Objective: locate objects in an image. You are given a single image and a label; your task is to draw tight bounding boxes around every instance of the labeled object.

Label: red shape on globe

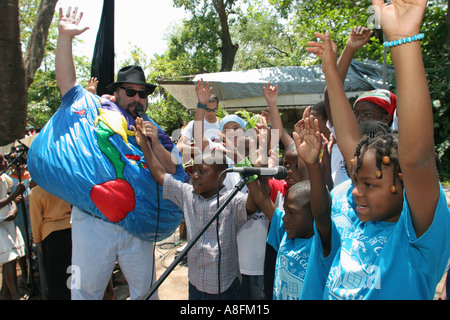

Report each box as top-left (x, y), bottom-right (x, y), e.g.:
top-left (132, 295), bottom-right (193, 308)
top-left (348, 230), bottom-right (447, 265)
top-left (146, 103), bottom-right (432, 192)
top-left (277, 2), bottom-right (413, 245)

top-left (90, 179), bottom-right (135, 222)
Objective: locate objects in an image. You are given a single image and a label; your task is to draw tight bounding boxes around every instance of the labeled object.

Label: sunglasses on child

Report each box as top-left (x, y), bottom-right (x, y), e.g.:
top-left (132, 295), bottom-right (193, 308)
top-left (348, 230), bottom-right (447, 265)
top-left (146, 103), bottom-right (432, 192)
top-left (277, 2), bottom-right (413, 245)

top-left (120, 87), bottom-right (150, 99)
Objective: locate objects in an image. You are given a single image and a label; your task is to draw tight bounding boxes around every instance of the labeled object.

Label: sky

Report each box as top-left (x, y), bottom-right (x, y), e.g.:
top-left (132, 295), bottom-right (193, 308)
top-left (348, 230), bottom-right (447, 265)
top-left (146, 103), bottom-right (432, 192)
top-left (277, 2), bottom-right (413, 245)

top-left (55, 0), bottom-right (188, 63)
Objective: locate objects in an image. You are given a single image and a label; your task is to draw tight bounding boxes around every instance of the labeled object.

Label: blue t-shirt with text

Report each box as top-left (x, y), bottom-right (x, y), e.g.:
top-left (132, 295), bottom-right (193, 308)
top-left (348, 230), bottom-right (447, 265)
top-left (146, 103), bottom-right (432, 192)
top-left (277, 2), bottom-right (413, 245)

top-left (267, 208), bottom-right (313, 300)
top-left (324, 184), bottom-right (450, 300)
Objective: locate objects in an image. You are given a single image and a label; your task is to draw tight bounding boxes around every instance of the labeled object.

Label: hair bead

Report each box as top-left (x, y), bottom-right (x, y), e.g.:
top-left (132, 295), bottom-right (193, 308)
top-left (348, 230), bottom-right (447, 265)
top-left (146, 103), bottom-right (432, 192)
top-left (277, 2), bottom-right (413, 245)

top-left (390, 185), bottom-right (397, 194)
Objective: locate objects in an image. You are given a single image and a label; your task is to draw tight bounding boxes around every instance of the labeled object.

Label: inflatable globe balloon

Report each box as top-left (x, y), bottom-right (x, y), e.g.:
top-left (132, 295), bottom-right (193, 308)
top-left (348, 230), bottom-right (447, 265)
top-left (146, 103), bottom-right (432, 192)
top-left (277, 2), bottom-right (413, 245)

top-left (28, 85), bottom-right (184, 241)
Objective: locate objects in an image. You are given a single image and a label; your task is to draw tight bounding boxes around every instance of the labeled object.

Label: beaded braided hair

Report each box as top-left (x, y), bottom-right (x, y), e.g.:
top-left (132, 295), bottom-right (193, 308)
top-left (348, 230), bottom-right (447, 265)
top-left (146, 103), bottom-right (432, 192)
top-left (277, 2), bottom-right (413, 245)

top-left (353, 132), bottom-right (402, 194)
top-left (343, 121), bottom-right (392, 177)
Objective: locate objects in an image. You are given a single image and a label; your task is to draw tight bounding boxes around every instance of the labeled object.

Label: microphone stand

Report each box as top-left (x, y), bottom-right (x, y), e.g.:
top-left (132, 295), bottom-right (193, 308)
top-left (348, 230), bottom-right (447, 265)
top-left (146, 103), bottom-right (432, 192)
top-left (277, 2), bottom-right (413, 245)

top-left (143, 175), bottom-right (249, 300)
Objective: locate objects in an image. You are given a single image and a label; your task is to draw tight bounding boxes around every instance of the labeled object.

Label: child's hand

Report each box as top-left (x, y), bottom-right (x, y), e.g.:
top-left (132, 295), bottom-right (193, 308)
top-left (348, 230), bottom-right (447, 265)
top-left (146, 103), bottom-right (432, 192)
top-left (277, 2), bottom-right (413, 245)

top-left (249, 130), bottom-right (268, 168)
top-left (195, 78), bottom-right (213, 105)
top-left (306, 32), bottom-right (338, 74)
top-left (292, 115), bottom-right (322, 166)
top-left (321, 132), bottom-right (335, 156)
top-left (141, 121), bottom-right (160, 145)
top-left (294, 106), bottom-right (311, 136)
top-left (372, 0), bottom-right (427, 40)
top-left (322, 32), bottom-right (339, 75)
top-left (87, 77), bottom-right (98, 94)
top-left (306, 32), bottom-right (338, 59)
top-left (263, 83), bottom-right (278, 107)
top-left (268, 149), bottom-right (278, 168)
top-left (261, 110), bottom-right (272, 125)
top-left (132, 117), bottom-right (149, 149)
top-left (252, 116), bottom-right (271, 167)
top-left (346, 26), bottom-right (373, 51)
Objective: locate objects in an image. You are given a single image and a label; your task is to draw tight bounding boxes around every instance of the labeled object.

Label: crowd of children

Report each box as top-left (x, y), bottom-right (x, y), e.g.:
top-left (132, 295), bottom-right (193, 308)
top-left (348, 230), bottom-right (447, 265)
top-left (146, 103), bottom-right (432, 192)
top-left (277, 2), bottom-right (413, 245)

top-left (145, 0), bottom-right (449, 300)
top-left (0, 0), bottom-right (448, 300)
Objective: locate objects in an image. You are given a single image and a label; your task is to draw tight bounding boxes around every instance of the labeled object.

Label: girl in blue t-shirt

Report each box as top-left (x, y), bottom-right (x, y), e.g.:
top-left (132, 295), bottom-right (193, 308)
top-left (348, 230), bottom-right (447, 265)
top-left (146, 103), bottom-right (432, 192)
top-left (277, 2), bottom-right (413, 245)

top-left (248, 114), bottom-right (340, 300)
top-left (306, 0), bottom-right (450, 299)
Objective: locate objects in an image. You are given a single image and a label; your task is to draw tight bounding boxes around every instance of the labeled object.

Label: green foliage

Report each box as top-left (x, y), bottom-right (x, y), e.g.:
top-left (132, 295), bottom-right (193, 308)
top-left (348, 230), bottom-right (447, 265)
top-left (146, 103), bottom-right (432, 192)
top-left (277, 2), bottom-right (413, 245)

top-left (235, 109), bottom-right (260, 130)
top-left (421, 2), bottom-right (450, 180)
top-left (27, 69), bottom-right (60, 128)
top-left (232, 0), bottom-right (297, 69)
top-left (216, 105), bottom-right (229, 119)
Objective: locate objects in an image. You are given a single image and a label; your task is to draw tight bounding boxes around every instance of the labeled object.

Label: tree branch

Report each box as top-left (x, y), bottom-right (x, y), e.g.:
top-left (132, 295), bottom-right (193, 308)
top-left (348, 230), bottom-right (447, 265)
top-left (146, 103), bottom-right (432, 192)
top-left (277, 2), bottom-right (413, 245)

top-left (24, 0), bottom-right (58, 88)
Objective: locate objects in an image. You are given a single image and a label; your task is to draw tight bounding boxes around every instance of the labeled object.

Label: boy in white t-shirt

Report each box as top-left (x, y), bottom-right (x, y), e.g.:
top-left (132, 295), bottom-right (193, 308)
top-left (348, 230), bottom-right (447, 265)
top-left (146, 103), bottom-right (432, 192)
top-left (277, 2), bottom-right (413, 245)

top-left (176, 94), bottom-right (220, 163)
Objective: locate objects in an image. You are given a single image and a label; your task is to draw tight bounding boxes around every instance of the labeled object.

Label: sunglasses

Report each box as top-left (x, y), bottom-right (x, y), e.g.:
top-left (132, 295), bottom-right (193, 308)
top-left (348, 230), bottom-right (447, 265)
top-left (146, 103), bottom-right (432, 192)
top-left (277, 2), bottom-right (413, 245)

top-left (206, 107), bottom-right (218, 112)
top-left (120, 87), bottom-right (149, 99)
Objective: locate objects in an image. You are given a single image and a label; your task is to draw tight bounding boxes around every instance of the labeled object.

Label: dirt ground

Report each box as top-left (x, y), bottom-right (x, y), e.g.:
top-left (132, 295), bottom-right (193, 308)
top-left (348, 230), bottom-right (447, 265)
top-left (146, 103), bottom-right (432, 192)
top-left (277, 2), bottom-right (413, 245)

top-left (0, 226), bottom-right (188, 300)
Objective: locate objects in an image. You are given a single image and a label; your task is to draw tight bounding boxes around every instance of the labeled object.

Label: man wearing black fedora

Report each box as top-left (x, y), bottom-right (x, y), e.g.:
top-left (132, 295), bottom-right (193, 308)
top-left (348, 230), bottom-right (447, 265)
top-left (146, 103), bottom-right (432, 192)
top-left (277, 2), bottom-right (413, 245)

top-left (105, 66), bottom-right (156, 119)
top-left (53, 7), bottom-right (180, 300)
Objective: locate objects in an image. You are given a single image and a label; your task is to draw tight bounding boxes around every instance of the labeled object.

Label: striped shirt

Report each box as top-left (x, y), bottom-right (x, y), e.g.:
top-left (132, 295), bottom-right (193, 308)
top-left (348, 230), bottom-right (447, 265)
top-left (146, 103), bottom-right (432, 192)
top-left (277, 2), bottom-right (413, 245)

top-left (163, 174), bottom-right (248, 294)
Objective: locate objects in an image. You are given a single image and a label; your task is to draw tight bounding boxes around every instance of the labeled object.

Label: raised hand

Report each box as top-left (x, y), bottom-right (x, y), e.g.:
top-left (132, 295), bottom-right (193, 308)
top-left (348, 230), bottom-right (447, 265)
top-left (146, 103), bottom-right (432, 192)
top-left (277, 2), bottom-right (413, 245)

top-left (371, 0), bottom-right (428, 40)
top-left (132, 117), bottom-right (149, 149)
top-left (87, 77), bottom-right (98, 95)
top-left (195, 78), bottom-right (213, 105)
top-left (142, 121), bottom-right (159, 145)
top-left (58, 7), bottom-right (89, 38)
top-left (252, 115), bottom-right (271, 167)
top-left (306, 32), bottom-right (338, 59)
top-left (292, 115), bottom-right (322, 166)
top-left (247, 117), bottom-right (269, 168)
top-left (263, 83), bottom-right (278, 107)
top-left (346, 26), bottom-right (373, 51)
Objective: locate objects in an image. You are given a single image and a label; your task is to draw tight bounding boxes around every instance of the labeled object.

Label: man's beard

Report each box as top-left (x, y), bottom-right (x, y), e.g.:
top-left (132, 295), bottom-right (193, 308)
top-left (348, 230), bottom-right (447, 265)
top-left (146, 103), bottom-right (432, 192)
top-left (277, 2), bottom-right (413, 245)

top-left (123, 100), bottom-right (146, 118)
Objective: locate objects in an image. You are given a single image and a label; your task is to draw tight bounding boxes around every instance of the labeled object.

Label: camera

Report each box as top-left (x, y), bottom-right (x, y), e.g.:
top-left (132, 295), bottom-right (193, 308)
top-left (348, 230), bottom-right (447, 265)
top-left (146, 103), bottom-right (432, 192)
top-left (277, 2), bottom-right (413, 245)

top-left (4, 143), bottom-right (28, 167)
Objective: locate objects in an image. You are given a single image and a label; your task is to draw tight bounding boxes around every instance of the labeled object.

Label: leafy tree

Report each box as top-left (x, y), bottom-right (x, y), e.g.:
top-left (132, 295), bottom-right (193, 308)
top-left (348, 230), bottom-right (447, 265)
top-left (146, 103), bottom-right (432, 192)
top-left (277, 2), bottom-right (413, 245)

top-left (0, 0), bottom-right (58, 145)
top-left (232, 0), bottom-right (297, 69)
top-left (173, 0), bottom-right (241, 71)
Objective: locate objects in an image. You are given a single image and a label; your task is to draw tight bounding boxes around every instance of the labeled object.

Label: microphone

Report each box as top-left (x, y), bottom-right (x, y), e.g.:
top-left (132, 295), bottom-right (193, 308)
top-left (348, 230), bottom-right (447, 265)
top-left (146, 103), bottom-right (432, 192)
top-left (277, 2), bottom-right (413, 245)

top-left (134, 105), bottom-right (152, 145)
top-left (134, 105), bottom-right (146, 119)
top-left (225, 166), bottom-right (287, 180)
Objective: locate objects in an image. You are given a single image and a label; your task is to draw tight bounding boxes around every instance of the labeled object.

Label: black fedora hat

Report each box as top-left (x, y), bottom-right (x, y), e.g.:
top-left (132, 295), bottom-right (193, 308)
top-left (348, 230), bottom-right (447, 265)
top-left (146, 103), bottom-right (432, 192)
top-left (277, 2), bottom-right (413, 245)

top-left (106, 65), bottom-right (157, 94)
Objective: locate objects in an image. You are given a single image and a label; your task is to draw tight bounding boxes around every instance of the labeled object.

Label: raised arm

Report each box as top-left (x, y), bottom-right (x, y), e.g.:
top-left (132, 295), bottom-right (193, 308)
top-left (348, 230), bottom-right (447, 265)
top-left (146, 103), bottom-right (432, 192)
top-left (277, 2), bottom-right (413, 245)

top-left (373, 0), bottom-right (438, 236)
top-left (308, 27), bottom-right (372, 126)
top-left (293, 116), bottom-right (332, 256)
top-left (55, 7), bottom-right (89, 96)
top-left (309, 32), bottom-right (362, 170)
top-left (328, 27), bottom-right (372, 125)
top-left (243, 117), bottom-right (276, 219)
top-left (140, 120), bottom-right (177, 174)
top-left (264, 83), bottom-right (293, 147)
top-left (193, 79), bottom-right (213, 153)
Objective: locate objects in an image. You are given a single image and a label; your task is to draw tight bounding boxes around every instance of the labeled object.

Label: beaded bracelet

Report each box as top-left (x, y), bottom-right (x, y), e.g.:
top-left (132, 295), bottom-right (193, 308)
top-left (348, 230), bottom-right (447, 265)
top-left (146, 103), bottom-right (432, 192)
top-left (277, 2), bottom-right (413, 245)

top-left (383, 33), bottom-right (424, 48)
top-left (197, 102), bottom-right (207, 109)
